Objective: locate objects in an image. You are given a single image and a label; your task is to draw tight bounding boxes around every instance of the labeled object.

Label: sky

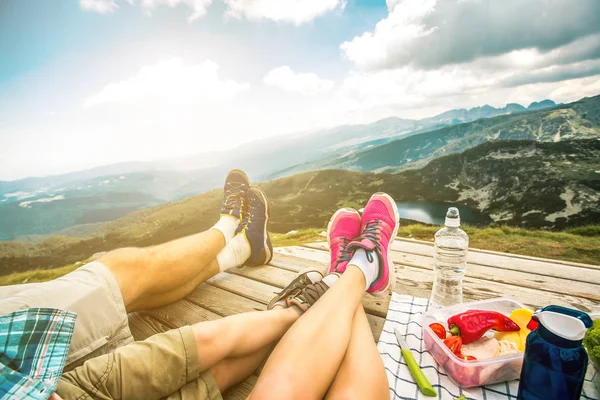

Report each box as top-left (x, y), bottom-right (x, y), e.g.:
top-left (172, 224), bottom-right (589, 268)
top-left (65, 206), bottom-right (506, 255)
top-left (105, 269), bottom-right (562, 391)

top-left (1, 0), bottom-right (600, 181)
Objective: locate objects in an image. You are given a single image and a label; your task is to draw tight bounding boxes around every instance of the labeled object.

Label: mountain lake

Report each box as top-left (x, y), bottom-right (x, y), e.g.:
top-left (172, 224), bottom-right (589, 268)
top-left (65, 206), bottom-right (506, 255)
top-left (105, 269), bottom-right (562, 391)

top-left (395, 201), bottom-right (492, 226)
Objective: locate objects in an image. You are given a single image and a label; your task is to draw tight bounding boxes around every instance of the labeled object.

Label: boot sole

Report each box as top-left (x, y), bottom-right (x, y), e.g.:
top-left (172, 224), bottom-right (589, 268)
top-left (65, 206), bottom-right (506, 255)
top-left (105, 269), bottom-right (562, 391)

top-left (246, 186), bottom-right (272, 266)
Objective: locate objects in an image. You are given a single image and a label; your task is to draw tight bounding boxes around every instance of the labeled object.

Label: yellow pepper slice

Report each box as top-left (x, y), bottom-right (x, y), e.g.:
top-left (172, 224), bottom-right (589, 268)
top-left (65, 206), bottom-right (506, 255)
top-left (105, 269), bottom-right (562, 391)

top-left (494, 308), bottom-right (534, 352)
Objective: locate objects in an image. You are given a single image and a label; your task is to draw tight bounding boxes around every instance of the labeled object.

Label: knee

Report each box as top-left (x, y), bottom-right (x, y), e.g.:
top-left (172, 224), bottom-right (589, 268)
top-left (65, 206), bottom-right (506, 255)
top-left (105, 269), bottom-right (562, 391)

top-left (192, 323), bottom-right (217, 344)
top-left (98, 247), bottom-right (147, 275)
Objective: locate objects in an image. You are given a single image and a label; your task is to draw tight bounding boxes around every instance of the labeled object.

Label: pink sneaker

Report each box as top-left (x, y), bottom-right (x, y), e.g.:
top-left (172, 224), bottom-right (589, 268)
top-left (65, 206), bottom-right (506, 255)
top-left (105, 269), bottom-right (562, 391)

top-left (346, 193), bottom-right (399, 296)
top-left (326, 208), bottom-right (361, 274)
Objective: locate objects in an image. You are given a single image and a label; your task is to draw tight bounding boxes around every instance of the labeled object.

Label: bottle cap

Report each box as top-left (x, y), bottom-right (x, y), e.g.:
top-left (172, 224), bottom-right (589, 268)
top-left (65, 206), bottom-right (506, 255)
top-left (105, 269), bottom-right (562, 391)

top-left (534, 306), bottom-right (592, 341)
top-left (445, 207), bottom-right (460, 227)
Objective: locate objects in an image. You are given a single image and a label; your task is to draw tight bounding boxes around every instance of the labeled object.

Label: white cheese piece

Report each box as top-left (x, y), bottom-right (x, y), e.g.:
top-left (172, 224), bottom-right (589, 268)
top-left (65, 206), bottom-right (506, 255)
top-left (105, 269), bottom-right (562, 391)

top-left (496, 340), bottom-right (520, 357)
top-left (461, 337), bottom-right (500, 360)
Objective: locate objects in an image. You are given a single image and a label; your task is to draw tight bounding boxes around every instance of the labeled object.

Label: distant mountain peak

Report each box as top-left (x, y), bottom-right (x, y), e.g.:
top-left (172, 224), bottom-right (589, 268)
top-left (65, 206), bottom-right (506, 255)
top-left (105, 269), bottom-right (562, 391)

top-left (527, 99), bottom-right (556, 110)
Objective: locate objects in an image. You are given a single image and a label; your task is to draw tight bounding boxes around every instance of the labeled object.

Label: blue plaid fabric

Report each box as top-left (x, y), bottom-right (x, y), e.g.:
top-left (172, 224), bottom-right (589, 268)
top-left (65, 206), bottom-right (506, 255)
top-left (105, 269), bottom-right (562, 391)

top-left (0, 308), bottom-right (76, 400)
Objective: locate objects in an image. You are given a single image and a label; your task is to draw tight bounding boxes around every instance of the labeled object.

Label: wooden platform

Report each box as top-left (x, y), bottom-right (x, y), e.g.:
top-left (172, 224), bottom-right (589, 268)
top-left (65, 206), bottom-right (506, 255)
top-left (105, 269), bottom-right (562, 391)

top-left (128, 238), bottom-right (600, 399)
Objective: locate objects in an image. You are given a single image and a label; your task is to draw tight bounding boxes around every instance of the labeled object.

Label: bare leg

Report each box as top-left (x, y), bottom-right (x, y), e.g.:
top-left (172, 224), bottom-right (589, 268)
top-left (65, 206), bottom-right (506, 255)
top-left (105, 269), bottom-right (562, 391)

top-left (326, 305), bottom-right (389, 400)
top-left (249, 266), bottom-right (367, 400)
top-left (192, 307), bottom-right (298, 372)
top-left (99, 228), bottom-right (225, 311)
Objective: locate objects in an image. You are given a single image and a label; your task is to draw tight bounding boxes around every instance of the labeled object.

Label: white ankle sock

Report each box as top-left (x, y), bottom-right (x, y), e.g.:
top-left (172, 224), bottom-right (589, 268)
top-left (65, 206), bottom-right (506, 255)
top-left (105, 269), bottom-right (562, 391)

top-left (212, 215), bottom-right (239, 244)
top-left (321, 273), bottom-right (339, 288)
top-left (348, 248), bottom-right (380, 290)
top-left (216, 233), bottom-right (250, 271)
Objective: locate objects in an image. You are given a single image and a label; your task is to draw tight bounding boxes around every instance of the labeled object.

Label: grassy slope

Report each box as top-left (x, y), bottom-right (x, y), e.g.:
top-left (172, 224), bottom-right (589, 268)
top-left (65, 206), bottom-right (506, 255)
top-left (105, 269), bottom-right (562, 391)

top-left (1, 224), bottom-right (598, 286)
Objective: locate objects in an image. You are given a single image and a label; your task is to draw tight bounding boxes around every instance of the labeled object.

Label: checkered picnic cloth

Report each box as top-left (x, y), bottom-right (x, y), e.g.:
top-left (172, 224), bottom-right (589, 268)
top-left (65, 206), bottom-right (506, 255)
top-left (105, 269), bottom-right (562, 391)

top-left (379, 293), bottom-right (600, 400)
top-left (0, 308), bottom-right (77, 400)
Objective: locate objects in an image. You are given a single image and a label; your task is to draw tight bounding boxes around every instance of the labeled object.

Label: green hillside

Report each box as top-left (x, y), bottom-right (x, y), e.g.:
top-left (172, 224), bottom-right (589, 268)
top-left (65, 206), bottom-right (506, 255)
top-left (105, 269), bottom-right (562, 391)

top-left (1, 138), bottom-right (598, 276)
top-left (283, 95), bottom-right (600, 175)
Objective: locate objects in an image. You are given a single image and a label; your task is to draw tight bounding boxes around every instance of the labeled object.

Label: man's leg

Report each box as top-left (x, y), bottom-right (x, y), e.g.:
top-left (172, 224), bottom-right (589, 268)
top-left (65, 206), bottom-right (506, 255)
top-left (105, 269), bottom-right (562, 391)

top-left (210, 345), bottom-right (272, 393)
top-left (249, 266), bottom-right (366, 400)
top-left (99, 170), bottom-right (254, 312)
top-left (325, 305), bottom-right (389, 400)
top-left (100, 229), bottom-right (227, 312)
top-left (191, 307), bottom-right (299, 372)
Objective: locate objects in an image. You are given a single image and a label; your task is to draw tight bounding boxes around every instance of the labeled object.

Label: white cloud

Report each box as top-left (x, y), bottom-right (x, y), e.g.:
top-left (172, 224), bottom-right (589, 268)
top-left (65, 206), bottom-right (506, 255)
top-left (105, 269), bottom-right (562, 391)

top-left (139, 0), bottom-right (213, 22)
top-left (80, 0), bottom-right (119, 13)
top-left (264, 66), bottom-right (334, 95)
top-left (333, 0), bottom-right (600, 123)
top-left (80, 0), bottom-right (212, 21)
top-left (341, 0), bottom-right (437, 70)
top-left (224, 0), bottom-right (346, 25)
top-left (80, 0), bottom-right (345, 23)
top-left (342, 0), bottom-right (600, 71)
top-left (84, 58), bottom-right (249, 107)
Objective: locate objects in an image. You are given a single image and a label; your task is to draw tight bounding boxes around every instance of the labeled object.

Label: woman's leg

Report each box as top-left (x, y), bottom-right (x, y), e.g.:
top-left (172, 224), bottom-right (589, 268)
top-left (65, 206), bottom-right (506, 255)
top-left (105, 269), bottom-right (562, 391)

top-left (249, 266), bottom-right (367, 400)
top-left (325, 305), bottom-right (389, 400)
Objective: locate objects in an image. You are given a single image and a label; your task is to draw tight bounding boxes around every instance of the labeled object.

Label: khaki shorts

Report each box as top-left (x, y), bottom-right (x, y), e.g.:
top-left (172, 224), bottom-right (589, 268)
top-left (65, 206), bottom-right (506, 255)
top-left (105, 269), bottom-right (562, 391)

top-left (0, 262), bottom-right (222, 400)
top-left (56, 326), bottom-right (222, 400)
top-left (0, 262), bottom-right (133, 369)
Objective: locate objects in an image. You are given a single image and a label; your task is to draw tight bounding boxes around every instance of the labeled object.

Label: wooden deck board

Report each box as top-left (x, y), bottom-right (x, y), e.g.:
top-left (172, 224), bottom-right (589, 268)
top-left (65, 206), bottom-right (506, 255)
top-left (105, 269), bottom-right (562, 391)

top-left (392, 238), bottom-right (600, 274)
top-left (294, 244), bottom-right (600, 311)
top-left (304, 242), bottom-right (600, 301)
top-left (125, 239), bottom-right (600, 399)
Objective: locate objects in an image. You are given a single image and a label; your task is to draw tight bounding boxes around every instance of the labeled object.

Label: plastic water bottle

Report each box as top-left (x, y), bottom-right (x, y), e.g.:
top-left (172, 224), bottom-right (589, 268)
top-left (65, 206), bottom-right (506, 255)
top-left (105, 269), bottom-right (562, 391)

top-left (430, 207), bottom-right (469, 307)
top-left (518, 306), bottom-right (593, 400)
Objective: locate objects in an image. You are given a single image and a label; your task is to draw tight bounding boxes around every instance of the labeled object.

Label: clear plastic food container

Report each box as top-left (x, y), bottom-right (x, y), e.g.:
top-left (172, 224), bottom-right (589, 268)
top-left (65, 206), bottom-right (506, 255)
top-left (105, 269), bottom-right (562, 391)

top-left (422, 298), bottom-right (526, 388)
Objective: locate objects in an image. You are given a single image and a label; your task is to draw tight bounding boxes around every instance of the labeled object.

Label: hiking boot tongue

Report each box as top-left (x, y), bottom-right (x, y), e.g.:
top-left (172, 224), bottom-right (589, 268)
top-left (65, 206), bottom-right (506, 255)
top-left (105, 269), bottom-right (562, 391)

top-left (347, 238), bottom-right (376, 251)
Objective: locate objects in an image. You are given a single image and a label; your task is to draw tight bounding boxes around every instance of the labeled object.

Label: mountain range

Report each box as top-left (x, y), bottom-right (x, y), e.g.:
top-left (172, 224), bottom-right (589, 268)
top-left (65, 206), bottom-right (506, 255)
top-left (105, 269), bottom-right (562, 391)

top-left (1, 136), bottom-right (598, 276)
top-left (0, 95), bottom-right (595, 241)
top-left (275, 97), bottom-right (598, 176)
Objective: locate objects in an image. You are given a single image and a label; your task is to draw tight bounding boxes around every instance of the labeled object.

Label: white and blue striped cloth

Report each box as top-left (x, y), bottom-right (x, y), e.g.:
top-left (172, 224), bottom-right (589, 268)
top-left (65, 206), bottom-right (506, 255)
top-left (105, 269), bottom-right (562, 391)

top-left (378, 293), bottom-right (599, 400)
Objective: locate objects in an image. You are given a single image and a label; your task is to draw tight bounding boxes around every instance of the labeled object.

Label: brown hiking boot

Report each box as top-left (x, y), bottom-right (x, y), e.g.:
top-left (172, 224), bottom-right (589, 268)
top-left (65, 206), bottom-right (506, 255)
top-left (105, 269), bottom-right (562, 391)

top-left (287, 273), bottom-right (339, 313)
top-left (267, 270), bottom-right (323, 310)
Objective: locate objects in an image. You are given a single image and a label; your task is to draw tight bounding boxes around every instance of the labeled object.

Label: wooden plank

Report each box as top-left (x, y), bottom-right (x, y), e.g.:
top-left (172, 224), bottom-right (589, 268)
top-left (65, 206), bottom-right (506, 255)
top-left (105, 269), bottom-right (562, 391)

top-left (307, 238), bottom-right (600, 280)
top-left (391, 238), bottom-right (600, 274)
top-left (226, 263), bottom-right (390, 318)
top-left (278, 246), bottom-right (600, 313)
top-left (186, 282), bottom-right (266, 316)
top-left (309, 240), bottom-right (600, 283)
top-left (394, 237), bottom-right (600, 270)
top-left (304, 242), bottom-right (600, 301)
top-left (396, 263), bottom-right (600, 313)
top-left (147, 299), bottom-right (222, 328)
top-left (208, 272), bottom-right (280, 305)
top-left (128, 312), bottom-right (171, 341)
